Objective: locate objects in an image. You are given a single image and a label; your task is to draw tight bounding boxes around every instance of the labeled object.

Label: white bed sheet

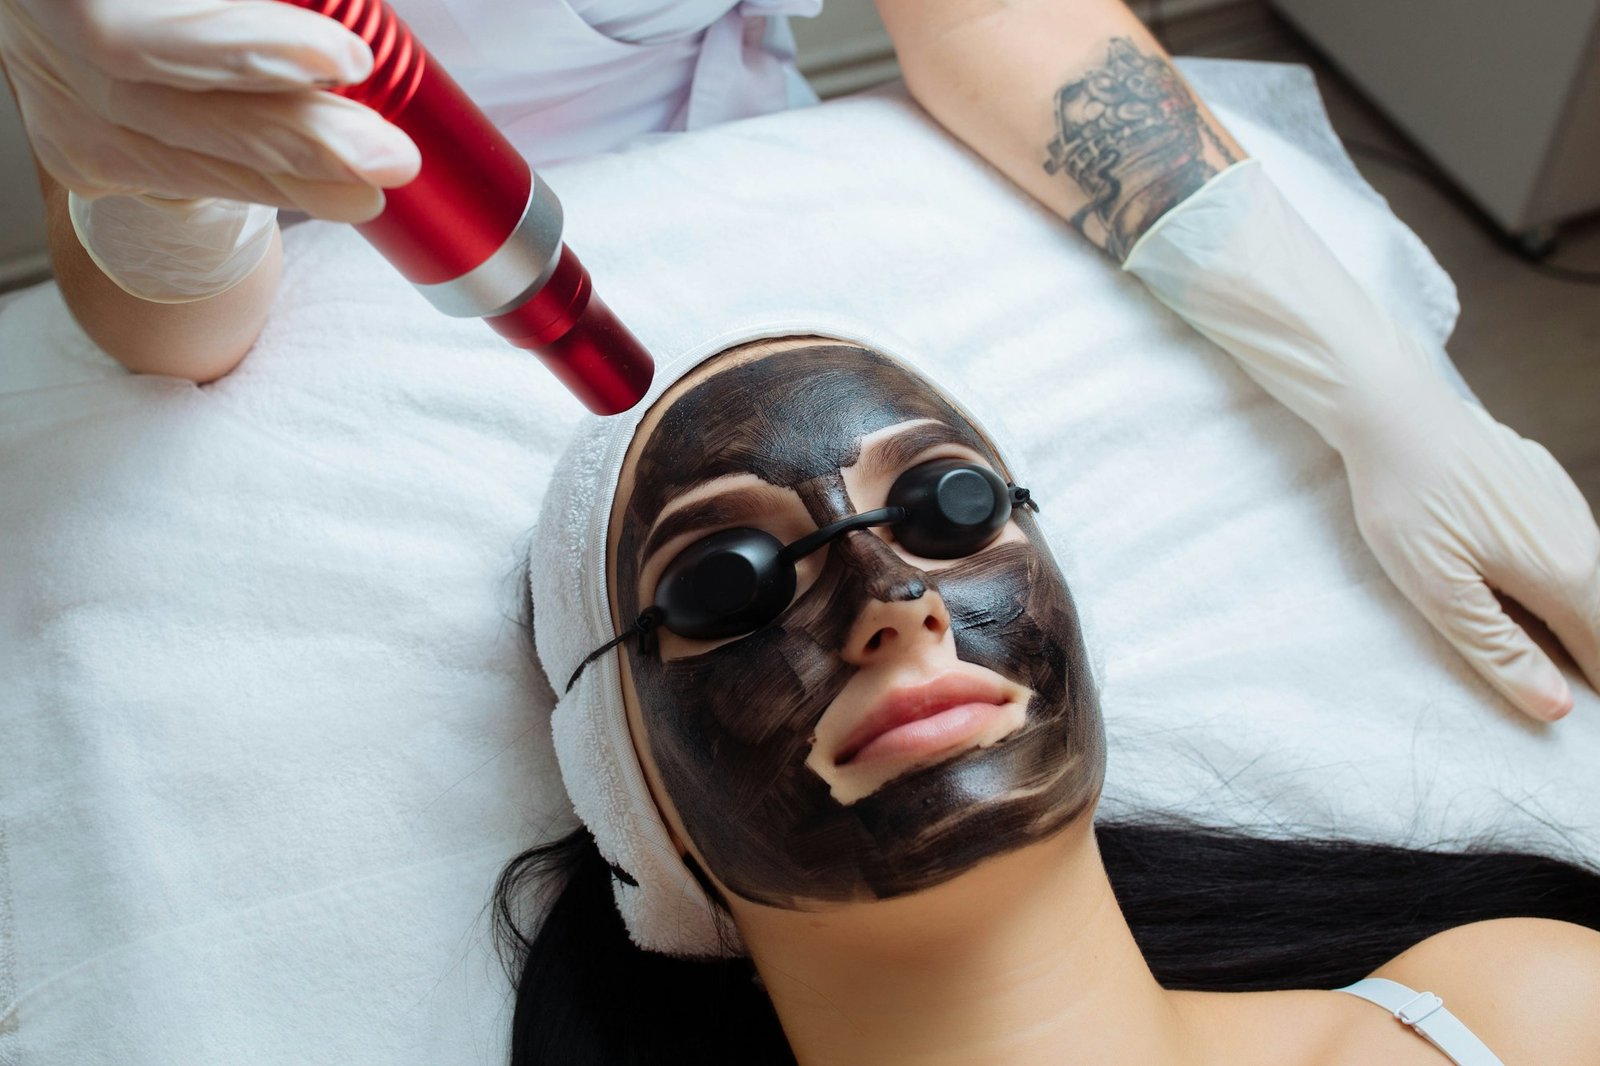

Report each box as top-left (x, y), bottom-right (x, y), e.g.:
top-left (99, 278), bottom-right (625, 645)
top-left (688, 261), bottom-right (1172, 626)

top-left (2, 61), bottom-right (1596, 1065)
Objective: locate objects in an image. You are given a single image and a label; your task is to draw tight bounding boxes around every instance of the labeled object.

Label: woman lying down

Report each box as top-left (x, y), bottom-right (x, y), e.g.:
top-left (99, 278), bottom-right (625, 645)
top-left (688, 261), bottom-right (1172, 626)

top-left (505, 335), bottom-right (1600, 1066)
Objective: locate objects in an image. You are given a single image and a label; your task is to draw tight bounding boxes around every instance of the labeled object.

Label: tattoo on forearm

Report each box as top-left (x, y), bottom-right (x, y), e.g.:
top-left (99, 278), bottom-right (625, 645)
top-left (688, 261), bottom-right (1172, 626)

top-left (1043, 38), bottom-right (1238, 260)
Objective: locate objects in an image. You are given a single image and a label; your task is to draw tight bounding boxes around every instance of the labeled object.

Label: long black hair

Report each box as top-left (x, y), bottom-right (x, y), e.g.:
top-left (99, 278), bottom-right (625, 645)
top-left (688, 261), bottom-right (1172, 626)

top-left (494, 819), bottom-right (1600, 1065)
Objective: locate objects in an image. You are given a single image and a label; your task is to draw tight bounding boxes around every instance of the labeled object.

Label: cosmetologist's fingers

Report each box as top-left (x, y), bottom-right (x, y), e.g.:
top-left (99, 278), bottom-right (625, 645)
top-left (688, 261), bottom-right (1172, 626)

top-left (102, 1), bottom-right (375, 91)
top-left (105, 82), bottom-right (420, 187)
top-left (1500, 549), bottom-right (1600, 705)
top-left (53, 111), bottom-right (388, 220)
top-left (1424, 574), bottom-right (1573, 722)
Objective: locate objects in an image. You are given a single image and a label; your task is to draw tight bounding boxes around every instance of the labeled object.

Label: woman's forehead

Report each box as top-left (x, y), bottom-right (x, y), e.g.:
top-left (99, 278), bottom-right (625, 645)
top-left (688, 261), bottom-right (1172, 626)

top-left (623, 344), bottom-right (990, 528)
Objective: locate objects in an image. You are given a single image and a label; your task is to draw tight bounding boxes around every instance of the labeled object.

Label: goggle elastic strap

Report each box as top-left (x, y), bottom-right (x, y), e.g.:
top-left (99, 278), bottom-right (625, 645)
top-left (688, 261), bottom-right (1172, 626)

top-left (566, 508), bottom-right (908, 692)
top-left (566, 605), bottom-right (665, 693)
top-left (775, 506), bottom-right (906, 565)
top-left (564, 479), bottom-right (1037, 692)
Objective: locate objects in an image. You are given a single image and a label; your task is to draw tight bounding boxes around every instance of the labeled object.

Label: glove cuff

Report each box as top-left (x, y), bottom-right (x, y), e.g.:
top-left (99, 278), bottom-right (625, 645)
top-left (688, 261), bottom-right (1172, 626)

top-left (67, 192), bottom-right (278, 304)
top-left (1122, 159), bottom-right (1453, 454)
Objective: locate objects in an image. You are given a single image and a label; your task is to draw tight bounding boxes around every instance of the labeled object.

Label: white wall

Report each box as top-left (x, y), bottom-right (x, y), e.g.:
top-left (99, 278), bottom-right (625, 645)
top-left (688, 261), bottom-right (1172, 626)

top-left (0, 79), bottom-right (49, 292)
top-left (1272, 0), bottom-right (1600, 231)
top-left (791, 3), bottom-right (898, 98)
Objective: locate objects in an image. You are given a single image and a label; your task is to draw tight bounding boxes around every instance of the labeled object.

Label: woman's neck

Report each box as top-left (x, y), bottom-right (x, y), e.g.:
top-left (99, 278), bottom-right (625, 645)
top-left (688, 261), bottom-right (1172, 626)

top-left (731, 822), bottom-right (1207, 1066)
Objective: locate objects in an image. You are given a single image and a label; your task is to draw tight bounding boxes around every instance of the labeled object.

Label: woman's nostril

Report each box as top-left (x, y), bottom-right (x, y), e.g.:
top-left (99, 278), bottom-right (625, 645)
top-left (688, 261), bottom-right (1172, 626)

top-left (866, 628), bottom-right (893, 652)
top-left (924, 616), bottom-right (940, 632)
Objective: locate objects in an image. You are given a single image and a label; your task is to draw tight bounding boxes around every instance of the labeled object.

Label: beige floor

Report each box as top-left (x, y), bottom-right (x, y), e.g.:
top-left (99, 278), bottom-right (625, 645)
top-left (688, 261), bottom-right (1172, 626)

top-left (1166, 2), bottom-right (1600, 514)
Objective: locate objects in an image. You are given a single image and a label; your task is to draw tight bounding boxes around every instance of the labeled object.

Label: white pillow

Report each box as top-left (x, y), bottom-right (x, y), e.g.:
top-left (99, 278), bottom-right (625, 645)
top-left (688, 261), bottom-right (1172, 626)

top-left (2, 63), bottom-right (1593, 1065)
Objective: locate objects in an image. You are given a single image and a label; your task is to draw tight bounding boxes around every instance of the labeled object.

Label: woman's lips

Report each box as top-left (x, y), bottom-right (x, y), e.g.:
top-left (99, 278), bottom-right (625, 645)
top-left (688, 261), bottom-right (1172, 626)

top-left (843, 701), bottom-right (1013, 766)
top-left (834, 675), bottom-right (1009, 766)
top-left (806, 667), bottom-right (1031, 805)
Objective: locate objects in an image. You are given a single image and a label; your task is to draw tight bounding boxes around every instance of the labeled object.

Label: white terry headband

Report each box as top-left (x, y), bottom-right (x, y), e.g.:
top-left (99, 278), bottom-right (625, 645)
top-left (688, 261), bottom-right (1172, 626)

top-left (529, 320), bottom-right (1045, 958)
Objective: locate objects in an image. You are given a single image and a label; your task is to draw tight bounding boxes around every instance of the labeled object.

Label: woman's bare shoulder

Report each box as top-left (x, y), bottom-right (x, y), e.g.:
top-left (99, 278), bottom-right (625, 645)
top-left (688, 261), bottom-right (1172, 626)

top-left (1369, 917), bottom-right (1600, 1064)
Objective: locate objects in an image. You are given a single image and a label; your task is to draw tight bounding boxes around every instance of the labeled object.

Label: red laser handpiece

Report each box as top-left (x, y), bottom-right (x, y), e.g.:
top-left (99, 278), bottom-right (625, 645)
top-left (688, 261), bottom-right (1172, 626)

top-left (276, 0), bottom-right (654, 414)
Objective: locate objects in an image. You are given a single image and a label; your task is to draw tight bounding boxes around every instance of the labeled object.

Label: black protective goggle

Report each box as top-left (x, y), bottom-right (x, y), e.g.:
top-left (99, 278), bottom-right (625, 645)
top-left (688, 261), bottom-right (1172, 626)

top-left (566, 459), bottom-right (1037, 692)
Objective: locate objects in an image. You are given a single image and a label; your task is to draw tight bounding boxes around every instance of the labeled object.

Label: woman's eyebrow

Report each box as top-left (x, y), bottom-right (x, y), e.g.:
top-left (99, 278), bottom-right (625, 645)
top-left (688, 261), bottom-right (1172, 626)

top-left (860, 421), bottom-right (985, 483)
top-left (641, 486), bottom-right (778, 565)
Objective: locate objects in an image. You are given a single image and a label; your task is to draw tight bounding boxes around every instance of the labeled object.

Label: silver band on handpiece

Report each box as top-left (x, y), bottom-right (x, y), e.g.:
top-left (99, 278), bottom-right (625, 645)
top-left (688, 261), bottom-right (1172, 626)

top-left (412, 173), bottom-right (565, 319)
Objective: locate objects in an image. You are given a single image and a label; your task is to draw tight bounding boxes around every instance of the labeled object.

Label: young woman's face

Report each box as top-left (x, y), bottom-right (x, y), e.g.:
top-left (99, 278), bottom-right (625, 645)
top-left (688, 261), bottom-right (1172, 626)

top-left (610, 341), bottom-right (1104, 909)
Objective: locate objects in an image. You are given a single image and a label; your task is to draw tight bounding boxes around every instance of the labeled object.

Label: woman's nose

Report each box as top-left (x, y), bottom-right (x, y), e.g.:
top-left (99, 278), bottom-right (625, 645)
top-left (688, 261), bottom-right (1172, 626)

top-left (835, 532), bottom-right (952, 665)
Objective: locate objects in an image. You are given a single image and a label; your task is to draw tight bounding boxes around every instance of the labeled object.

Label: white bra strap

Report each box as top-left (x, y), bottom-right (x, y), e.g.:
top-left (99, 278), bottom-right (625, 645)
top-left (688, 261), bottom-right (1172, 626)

top-left (1336, 977), bottom-right (1505, 1066)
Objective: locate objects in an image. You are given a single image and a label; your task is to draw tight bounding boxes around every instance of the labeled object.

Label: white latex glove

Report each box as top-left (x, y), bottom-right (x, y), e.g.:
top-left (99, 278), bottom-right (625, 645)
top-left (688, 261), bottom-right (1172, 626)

top-left (0, 0), bottom-right (419, 221)
top-left (1125, 159), bottom-right (1600, 722)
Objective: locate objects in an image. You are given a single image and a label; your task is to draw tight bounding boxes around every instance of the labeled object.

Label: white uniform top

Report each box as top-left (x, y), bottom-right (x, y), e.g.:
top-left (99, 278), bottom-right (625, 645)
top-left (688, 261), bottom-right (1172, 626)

top-left (390, 0), bottom-right (823, 165)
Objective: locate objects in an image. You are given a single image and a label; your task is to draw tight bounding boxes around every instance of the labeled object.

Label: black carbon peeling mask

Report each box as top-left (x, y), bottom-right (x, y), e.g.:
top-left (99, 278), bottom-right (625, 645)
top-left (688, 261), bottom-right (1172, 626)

top-left (615, 345), bottom-right (1104, 908)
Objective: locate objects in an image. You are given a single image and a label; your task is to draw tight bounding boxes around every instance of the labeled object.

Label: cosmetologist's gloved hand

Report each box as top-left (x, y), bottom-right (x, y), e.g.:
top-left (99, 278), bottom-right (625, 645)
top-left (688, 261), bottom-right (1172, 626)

top-left (0, 0), bottom-right (420, 299)
top-left (1125, 158), bottom-right (1600, 722)
top-left (0, 0), bottom-right (419, 217)
top-left (1340, 386), bottom-right (1600, 720)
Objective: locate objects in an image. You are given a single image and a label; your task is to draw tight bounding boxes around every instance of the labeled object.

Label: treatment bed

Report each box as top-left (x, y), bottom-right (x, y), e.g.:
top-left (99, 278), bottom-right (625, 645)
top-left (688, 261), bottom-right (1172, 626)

top-left (1, 59), bottom-right (1596, 1064)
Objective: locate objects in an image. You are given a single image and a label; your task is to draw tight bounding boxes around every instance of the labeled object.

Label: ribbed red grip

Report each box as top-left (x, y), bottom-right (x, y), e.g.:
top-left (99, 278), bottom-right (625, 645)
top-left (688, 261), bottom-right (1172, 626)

top-left (274, 0), bottom-right (655, 413)
top-left (287, 0), bottom-right (426, 117)
top-left (275, 0), bottom-right (528, 283)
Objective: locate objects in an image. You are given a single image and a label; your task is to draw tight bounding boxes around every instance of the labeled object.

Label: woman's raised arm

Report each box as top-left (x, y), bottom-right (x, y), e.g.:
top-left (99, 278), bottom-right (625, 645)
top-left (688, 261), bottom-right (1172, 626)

top-left (877, 0), bottom-right (1600, 723)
